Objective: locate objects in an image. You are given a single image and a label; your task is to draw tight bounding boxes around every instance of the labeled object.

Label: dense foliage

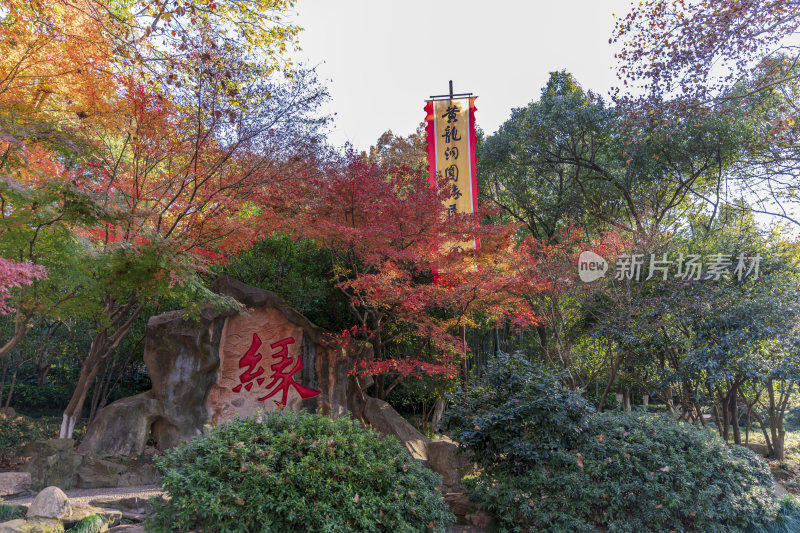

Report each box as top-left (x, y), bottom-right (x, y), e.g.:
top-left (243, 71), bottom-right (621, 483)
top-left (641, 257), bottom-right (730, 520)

top-left (448, 352), bottom-right (781, 532)
top-left (0, 412), bottom-right (45, 460)
top-left (446, 352), bottom-right (593, 474)
top-left (147, 411), bottom-right (454, 533)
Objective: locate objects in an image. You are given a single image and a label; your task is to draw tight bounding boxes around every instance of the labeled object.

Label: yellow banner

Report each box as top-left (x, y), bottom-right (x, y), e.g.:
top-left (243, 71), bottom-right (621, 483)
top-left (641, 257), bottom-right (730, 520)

top-left (432, 98), bottom-right (474, 221)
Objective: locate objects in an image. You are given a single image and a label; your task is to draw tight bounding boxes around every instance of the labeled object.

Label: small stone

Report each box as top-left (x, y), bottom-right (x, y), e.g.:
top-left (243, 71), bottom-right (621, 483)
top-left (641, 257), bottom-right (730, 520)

top-left (108, 525), bottom-right (146, 533)
top-left (26, 487), bottom-right (71, 519)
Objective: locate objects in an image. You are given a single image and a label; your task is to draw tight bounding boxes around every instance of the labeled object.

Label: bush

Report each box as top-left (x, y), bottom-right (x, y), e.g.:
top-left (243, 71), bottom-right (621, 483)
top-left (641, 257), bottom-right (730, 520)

top-left (445, 351), bottom-right (593, 475)
top-left (466, 412), bottom-right (778, 532)
top-left (748, 497), bottom-right (800, 533)
top-left (4, 382), bottom-right (74, 413)
top-left (448, 352), bottom-right (780, 532)
top-left (0, 412), bottom-right (46, 460)
top-left (146, 411), bottom-right (454, 533)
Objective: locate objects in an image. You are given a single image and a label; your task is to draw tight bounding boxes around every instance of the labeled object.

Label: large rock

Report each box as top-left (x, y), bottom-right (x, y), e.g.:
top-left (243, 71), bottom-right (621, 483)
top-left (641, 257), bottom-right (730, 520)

top-left (22, 441), bottom-right (82, 491)
top-left (0, 517), bottom-right (64, 532)
top-left (26, 487), bottom-right (71, 519)
top-left (0, 472), bottom-right (31, 497)
top-left (77, 392), bottom-right (162, 457)
top-left (363, 396), bottom-right (431, 461)
top-left (80, 276), bottom-right (363, 454)
top-left (427, 439), bottom-right (471, 488)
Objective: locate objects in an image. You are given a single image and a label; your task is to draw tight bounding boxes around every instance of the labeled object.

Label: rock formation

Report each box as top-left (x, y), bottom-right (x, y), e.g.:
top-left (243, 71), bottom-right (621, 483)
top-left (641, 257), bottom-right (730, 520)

top-left (79, 276), bottom-right (363, 457)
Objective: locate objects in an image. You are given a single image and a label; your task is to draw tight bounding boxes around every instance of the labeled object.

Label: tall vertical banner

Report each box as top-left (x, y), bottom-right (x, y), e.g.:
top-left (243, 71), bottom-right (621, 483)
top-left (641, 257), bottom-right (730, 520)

top-left (424, 96), bottom-right (479, 254)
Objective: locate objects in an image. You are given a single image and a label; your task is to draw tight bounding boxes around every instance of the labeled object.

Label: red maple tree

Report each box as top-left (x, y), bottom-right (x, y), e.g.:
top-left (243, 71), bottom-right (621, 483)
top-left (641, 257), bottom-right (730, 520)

top-left (286, 152), bottom-right (538, 399)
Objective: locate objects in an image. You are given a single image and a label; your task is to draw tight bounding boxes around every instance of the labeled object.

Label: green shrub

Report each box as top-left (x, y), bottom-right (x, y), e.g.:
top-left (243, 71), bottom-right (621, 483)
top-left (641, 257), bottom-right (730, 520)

top-left (445, 351), bottom-right (593, 475)
top-left (0, 412), bottom-right (46, 460)
top-left (466, 412), bottom-right (778, 532)
top-left (146, 411), bottom-right (454, 533)
top-left (3, 382), bottom-right (74, 413)
top-left (748, 497), bottom-right (800, 533)
top-left (448, 352), bottom-right (780, 532)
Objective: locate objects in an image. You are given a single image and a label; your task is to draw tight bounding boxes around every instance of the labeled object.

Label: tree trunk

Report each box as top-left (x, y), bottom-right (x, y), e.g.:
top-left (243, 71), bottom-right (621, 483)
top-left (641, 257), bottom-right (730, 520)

top-left (729, 385), bottom-right (741, 445)
top-left (766, 380), bottom-right (786, 460)
top-left (4, 366), bottom-right (18, 409)
top-left (0, 311), bottom-right (33, 360)
top-left (460, 324), bottom-right (468, 396)
top-left (598, 351), bottom-right (624, 412)
top-left (60, 296), bottom-right (143, 438)
top-left (60, 342), bottom-right (104, 438)
top-left (431, 399), bottom-right (446, 432)
top-left (622, 387), bottom-right (631, 413)
top-left (750, 409), bottom-right (774, 456)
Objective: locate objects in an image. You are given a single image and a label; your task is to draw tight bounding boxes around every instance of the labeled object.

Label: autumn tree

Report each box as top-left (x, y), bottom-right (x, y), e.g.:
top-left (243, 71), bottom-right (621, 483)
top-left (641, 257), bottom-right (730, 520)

top-left (0, 0), bottom-right (329, 437)
top-left (0, 259), bottom-right (46, 318)
top-left (613, 0), bottom-right (800, 225)
top-left (612, 0), bottom-right (800, 107)
top-left (288, 152), bottom-right (534, 401)
top-left (363, 123), bottom-right (427, 170)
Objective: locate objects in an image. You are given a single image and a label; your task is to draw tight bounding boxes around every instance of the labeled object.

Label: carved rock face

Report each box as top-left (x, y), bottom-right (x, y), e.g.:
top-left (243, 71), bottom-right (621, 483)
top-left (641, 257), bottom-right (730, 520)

top-left (208, 306), bottom-right (321, 422)
top-left (79, 277), bottom-right (363, 457)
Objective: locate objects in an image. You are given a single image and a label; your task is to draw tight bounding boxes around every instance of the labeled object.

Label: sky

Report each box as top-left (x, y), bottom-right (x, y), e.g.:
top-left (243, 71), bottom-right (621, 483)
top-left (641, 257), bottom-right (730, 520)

top-left (292, 0), bottom-right (636, 150)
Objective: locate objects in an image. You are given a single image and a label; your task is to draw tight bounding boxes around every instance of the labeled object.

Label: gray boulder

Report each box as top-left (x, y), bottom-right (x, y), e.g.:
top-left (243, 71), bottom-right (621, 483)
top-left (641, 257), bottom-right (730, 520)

top-left (77, 392), bottom-right (162, 457)
top-left (742, 441), bottom-right (770, 457)
top-left (363, 396), bottom-right (431, 460)
top-left (0, 472), bottom-right (31, 497)
top-left (427, 439), bottom-right (470, 488)
top-left (26, 486), bottom-right (71, 519)
top-left (79, 276), bottom-right (361, 455)
top-left (22, 441), bottom-right (82, 491)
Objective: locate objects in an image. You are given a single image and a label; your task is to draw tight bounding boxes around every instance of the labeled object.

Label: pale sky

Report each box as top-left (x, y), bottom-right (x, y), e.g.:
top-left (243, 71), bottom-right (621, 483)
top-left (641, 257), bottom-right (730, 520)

top-left (293, 0), bottom-right (636, 150)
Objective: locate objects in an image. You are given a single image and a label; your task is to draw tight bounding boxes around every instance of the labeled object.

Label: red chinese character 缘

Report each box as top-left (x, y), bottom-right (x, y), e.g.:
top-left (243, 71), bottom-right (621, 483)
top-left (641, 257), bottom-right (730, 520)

top-left (257, 337), bottom-right (320, 406)
top-left (232, 333), bottom-right (265, 392)
top-left (231, 334), bottom-right (320, 407)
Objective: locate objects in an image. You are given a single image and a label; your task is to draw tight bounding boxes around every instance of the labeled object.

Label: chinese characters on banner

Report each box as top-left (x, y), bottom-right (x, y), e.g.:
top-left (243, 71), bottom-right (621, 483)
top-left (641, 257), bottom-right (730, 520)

top-left (232, 332), bottom-right (320, 407)
top-left (424, 95), bottom-right (479, 259)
